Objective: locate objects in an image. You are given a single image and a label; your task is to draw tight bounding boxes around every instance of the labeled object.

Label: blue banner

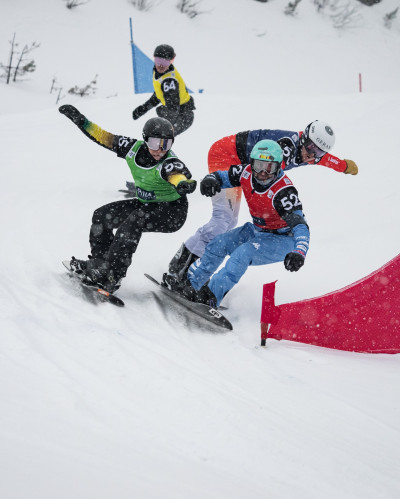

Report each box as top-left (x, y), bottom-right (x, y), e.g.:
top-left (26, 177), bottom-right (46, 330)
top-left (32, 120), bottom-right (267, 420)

top-left (131, 41), bottom-right (154, 94)
top-left (129, 18), bottom-right (199, 94)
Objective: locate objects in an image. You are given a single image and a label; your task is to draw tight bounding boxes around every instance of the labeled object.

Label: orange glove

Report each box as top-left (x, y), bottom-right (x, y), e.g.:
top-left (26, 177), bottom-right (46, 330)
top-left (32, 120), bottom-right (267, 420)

top-left (344, 159), bottom-right (358, 175)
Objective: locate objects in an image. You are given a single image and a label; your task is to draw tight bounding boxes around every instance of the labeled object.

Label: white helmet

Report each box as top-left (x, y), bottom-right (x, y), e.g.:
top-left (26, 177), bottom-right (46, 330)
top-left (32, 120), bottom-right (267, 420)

top-left (302, 120), bottom-right (335, 153)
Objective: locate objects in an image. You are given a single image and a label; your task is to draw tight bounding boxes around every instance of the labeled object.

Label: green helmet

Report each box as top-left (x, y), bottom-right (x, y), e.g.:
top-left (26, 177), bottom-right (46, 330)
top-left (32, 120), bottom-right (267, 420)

top-left (250, 139), bottom-right (283, 163)
top-left (250, 140), bottom-right (284, 186)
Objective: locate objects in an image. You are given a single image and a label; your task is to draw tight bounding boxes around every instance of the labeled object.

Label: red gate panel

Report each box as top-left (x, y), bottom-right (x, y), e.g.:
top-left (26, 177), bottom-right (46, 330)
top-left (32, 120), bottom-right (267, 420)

top-left (261, 254), bottom-right (400, 353)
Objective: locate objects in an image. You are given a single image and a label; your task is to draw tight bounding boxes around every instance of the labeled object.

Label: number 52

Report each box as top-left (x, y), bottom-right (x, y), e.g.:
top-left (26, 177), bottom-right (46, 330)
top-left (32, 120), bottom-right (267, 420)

top-left (281, 193), bottom-right (301, 210)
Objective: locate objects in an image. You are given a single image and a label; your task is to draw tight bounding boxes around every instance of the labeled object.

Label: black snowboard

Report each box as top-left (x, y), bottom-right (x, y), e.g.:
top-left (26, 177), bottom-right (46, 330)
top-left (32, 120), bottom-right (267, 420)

top-left (62, 260), bottom-right (125, 307)
top-left (145, 273), bottom-right (232, 330)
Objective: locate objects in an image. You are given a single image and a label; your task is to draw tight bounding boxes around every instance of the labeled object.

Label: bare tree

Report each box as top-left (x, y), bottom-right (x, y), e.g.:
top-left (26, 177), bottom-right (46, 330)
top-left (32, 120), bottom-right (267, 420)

top-left (50, 76), bottom-right (65, 104)
top-left (313, 0), bottom-right (362, 29)
top-left (313, 0), bottom-right (329, 12)
top-left (12, 41), bottom-right (40, 82)
top-left (284, 0), bottom-right (302, 16)
top-left (68, 74), bottom-right (98, 97)
top-left (0, 33), bottom-right (40, 84)
top-left (176, 0), bottom-right (208, 18)
top-left (4, 33), bottom-right (16, 84)
top-left (130, 0), bottom-right (156, 10)
top-left (64, 0), bottom-right (89, 9)
top-left (383, 7), bottom-right (398, 28)
top-left (330, 0), bottom-right (362, 28)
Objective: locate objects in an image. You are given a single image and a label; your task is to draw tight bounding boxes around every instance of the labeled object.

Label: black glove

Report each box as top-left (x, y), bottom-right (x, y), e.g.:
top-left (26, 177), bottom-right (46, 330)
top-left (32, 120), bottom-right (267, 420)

top-left (132, 105), bottom-right (147, 120)
top-left (59, 104), bottom-right (85, 126)
top-left (284, 252), bottom-right (305, 272)
top-left (200, 174), bottom-right (221, 197)
top-left (176, 179), bottom-right (197, 196)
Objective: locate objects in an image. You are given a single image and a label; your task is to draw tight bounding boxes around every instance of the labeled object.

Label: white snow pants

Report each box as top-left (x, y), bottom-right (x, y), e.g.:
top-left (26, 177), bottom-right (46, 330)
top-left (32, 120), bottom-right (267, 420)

top-left (185, 186), bottom-right (242, 257)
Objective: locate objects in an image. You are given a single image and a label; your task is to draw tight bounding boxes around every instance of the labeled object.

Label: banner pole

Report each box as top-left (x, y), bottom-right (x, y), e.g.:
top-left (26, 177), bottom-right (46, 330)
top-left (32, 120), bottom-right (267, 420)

top-left (129, 18), bottom-right (137, 93)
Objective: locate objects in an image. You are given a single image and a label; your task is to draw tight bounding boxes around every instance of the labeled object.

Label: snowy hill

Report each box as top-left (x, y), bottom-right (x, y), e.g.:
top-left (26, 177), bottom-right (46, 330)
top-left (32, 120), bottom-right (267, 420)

top-left (1, 1), bottom-right (400, 498)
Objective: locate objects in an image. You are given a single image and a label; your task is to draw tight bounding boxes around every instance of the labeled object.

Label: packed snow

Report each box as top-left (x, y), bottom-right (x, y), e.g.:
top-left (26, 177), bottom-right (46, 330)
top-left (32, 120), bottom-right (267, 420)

top-left (1, 0), bottom-right (399, 498)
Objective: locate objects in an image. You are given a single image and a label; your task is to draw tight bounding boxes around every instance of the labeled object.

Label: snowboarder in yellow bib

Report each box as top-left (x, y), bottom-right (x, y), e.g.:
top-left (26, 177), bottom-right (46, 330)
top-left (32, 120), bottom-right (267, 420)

top-left (132, 44), bottom-right (195, 136)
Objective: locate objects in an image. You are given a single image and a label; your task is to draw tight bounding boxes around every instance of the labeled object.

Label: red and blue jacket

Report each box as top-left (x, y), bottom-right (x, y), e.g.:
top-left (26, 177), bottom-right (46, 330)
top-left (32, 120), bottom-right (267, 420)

top-left (214, 165), bottom-right (310, 259)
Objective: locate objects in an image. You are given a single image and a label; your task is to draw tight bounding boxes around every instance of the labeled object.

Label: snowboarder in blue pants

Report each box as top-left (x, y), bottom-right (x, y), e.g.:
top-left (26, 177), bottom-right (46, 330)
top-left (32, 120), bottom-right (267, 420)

top-left (179, 139), bottom-right (310, 308)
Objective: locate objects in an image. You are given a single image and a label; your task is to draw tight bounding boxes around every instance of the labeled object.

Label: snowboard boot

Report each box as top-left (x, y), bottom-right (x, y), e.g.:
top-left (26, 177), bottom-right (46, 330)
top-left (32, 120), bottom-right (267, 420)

top-left (179, 279), bottom-right (198, 302)
top-left (168, 243), bottom-right (199, 279)
top-left (195, 284), bottom-right (218, 309)
top-left (162, 272), bottom-right (185, 292)
top-left (82, 265), bottom-right (122, 294)
top-left (70, 255), bottom-right (106, 275)
top-left (70, 256), bottom-right (88, 274)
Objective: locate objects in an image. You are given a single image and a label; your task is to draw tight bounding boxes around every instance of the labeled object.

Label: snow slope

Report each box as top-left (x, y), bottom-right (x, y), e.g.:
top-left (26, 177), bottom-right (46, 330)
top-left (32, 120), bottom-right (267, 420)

top-left (1, 1), bottom-right (400, 498)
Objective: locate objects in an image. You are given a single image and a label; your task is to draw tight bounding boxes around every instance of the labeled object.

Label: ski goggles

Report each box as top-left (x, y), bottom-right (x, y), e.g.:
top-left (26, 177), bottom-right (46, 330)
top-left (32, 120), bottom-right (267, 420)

top-left (154, 57), bottom-right (171, 67)
top-left (303, 139), bottom-right (326, 159)
top-left (145, 136), bottom-right (173, 151)
top-left (252, 159), bottom-right (280, 174)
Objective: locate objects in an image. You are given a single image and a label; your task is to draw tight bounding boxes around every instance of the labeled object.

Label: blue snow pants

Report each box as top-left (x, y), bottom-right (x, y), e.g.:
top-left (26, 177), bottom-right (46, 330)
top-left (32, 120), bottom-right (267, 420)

top-left (188, 222), bottom-right (296, 306)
